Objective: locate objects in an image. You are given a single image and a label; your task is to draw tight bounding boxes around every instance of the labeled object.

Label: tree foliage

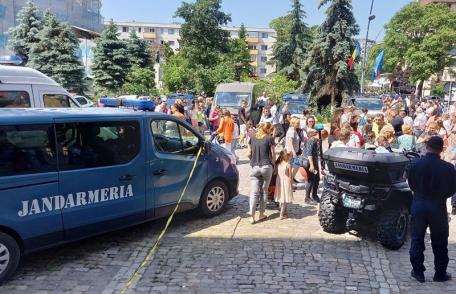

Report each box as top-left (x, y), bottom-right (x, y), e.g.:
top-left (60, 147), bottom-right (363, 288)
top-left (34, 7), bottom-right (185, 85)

top-left (8, 0), bottom-right (42, 63)
top-left (92, 20), bottom-right (130, 95)
top-left (227, 23), bottom-right (250, 72)
top-left (382, 2), bottom-right (456, 97)
top-left (28, 10), bottom-right (84, 92)
top-left (127, 30), bottom-right (152, 68)
top-left (303, 0), bottom-right (359, 110)
top-left (162, 54), bottom-right (195, 93)
top-left (245, 73), bottom-right (298, 103)
top-left (271, 0), bottom-right (310, 82)
top-left (122, 66), bottom-right (156, 96)
top-left (175, 0), bottom-right (231, 68)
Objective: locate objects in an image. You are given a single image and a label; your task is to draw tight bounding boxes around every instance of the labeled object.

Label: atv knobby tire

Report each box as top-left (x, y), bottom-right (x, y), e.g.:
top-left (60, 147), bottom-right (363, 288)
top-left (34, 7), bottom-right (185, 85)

top-left (377, 207), bottom-right (409, 250)
top-left (318, 191), bottom-right (347, 234)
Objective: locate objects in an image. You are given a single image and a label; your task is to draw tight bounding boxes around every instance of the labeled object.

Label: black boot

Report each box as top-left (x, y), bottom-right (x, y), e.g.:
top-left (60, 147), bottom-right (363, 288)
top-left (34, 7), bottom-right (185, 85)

top-left (411, 270), bottom-right (425, 283)
top-left (434, 272), bottom-right (452, 282)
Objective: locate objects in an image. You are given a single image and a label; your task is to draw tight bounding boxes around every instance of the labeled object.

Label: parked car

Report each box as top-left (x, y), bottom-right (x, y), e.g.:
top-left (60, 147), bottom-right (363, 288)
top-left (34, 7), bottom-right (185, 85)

top-left (0, 65), bottom-right (80, 108)
top-left (72, 95), bottom-right (94, 108)
top-left (353, 97), bottom-right (384, 116)
top-left (0, 108), bottom-right (239, 282)
top-left (282, 93), bottom-right (309, 119)
top-left (213, 82), bottom-right (255, 116)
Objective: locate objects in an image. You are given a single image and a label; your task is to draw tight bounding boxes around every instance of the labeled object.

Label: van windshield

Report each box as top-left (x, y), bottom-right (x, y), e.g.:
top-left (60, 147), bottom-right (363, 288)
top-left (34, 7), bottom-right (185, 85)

top-left (215, 92), bottom-right (251, 107)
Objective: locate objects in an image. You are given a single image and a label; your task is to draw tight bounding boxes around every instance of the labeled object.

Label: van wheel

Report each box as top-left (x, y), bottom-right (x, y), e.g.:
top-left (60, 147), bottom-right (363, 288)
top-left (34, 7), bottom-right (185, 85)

top-left (199, 180), bottom-right (228, 218)
top-left (0, 232), bottom-right (20, 284)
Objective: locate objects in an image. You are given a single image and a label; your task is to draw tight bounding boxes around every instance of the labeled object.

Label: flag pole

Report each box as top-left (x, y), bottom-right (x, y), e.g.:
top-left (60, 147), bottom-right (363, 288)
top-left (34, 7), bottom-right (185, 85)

top-left (360, 0), bottom-right (375, 94)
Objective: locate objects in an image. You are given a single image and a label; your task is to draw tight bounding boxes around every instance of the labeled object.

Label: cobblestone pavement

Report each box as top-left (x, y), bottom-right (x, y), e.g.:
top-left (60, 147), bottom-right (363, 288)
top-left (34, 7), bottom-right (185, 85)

top-left (1, 149), bottom-right (456, 293)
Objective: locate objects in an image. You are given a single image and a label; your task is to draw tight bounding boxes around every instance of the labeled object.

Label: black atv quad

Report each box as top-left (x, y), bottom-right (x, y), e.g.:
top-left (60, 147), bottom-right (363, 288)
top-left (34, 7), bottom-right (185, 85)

top-left (318, 148), bottom-right (418, 250)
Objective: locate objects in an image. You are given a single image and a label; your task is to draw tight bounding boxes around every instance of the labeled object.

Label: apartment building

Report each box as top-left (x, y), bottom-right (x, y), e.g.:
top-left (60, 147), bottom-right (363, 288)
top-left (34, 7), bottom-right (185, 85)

top-left (114, 21), bottom-right (276, 79)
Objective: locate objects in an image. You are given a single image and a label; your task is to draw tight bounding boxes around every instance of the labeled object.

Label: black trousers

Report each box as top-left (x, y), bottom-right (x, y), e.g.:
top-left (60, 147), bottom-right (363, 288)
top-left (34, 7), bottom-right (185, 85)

top-left (409, 199), bottom-right (449, 274)
top-left (305, 171), bottom-right (320, 199)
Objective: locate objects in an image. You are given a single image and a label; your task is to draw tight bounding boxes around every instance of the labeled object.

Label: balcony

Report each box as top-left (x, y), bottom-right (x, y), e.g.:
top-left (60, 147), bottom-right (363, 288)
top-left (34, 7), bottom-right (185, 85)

top-left (250, 61), bottom-right (258, 67)
top-left (143, 32), bottom-right (157, 40)
top-left (246, 37), bottom-right (260, 43)
top-left (249, 49), bottom-right (258, 55)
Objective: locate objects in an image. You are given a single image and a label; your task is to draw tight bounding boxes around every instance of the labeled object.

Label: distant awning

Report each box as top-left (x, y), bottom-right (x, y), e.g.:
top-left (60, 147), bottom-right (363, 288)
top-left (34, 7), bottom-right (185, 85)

top-left (71, 26), bottom-right (101, 37)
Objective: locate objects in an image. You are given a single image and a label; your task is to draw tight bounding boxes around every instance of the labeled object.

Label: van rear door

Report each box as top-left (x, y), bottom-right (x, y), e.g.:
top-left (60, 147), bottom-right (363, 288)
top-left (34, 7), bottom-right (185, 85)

top-left (0, 122), bottom-right (63, 252)
top-left (54, 117), bottom-right (146, 240)
top-left (0, 85), bottom-right (33, 108)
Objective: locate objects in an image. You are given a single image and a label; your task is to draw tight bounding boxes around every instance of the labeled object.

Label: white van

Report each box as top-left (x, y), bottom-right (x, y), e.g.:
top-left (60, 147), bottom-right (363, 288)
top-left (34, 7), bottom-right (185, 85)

top-left (0, 65), bottom-right (80, 108)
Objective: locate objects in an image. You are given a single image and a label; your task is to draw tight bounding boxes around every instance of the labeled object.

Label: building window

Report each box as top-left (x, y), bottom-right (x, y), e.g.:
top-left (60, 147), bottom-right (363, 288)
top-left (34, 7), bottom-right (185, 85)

top-left (168, 29), bottom-right (175, 35)
top-left (250, 55), bottom-right (257, 62)
top-left (260, 68), bottom-right (267, 74)
top-left (122, 26), bottom-right (128, 33)
top-left (261, 45), bottom-right (268, 51)
top-left (247, 31), bottom-right (258, 38)
top-left (149, 27), bottom-right (155, 33)
top-left (56, 121), bottom-right (141, 170)
top-left (261, 56), bottom-right (267, 62)
top-left (168, 41), bottom-right (175, 46)
top-left (261, 32), bottom-right (268, 38)
top-left (138, 27), bottom-right (142, 33)
top-left (248, 45), bottom-right (257, 50)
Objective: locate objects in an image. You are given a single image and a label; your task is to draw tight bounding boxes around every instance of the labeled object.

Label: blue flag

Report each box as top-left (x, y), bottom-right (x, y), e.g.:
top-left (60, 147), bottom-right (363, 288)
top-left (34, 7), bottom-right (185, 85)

top-left (371, 49), bottom-right (385, 81)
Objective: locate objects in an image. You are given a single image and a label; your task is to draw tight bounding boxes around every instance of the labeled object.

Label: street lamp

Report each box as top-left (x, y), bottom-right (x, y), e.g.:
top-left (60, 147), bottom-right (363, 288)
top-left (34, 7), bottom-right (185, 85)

top-left (360, 0), bottom-right (376, 95)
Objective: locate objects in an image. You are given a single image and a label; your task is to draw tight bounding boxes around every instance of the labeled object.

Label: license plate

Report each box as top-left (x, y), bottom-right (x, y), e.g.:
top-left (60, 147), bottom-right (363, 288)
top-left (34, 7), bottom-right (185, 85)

top-left (342, 195), bottom-right (363, 209)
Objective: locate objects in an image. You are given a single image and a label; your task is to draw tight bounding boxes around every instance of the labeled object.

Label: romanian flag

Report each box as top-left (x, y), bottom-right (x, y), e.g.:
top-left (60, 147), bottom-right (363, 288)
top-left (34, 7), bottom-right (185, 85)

top-left (348, 41), bottom-right (361, 70)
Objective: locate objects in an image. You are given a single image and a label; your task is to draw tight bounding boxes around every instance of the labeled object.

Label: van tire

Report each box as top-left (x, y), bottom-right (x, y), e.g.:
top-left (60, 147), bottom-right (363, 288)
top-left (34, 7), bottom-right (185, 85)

top-left (0, 232), bottom-right (20, 284)
top-left (199, 180), bottom-right (228, 218)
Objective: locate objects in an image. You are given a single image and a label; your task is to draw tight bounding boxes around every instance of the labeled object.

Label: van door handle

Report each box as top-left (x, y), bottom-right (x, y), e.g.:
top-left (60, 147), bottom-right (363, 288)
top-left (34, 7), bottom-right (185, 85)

top-left (119, 174), bottom-right (136, 181)
top-left (153, 169), bottom-right (167, 176)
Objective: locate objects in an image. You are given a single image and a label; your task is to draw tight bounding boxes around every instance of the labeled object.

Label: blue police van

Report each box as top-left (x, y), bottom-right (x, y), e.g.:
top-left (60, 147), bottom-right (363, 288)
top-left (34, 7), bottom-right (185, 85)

top-left (0, 108), bottom-right (239, 282)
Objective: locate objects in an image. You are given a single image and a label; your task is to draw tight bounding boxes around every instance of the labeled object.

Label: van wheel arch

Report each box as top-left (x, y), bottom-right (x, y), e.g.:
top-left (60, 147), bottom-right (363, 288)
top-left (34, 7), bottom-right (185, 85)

top-left (0, 226), bottom-right (23, 253)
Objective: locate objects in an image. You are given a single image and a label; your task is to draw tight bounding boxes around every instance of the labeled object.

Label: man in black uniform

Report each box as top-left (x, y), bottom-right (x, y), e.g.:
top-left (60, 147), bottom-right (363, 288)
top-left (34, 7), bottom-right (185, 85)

top-left (408, 136), bottom-right (456, 283)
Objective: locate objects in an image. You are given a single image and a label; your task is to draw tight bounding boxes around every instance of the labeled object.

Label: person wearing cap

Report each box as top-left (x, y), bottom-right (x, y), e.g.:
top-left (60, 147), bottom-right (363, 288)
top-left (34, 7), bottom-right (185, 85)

top-left (408, 136), bottom-right (456, 283)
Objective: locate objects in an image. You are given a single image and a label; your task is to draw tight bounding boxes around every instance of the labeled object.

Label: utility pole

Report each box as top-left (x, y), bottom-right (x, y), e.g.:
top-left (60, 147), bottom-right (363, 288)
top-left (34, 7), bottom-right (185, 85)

top-left (360, 0), bottom-right (375, 95)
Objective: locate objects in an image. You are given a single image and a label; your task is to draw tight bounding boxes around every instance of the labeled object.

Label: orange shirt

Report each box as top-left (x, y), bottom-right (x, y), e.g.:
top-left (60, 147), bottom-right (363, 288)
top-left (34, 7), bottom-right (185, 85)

top-left (217, 117), bottom-right (234, 143)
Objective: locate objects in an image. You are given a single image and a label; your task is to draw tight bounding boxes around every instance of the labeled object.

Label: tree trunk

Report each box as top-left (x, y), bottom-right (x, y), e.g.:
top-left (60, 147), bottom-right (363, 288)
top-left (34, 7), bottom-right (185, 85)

top-left (416, 80), bottom-right (424, 100)
top-left (330, 75), bottom-right (337, 113)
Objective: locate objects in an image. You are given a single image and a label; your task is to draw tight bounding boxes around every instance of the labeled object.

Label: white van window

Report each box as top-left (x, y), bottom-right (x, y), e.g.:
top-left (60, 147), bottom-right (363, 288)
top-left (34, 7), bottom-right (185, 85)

top-left (0, 91), bottom-right (31, 108)
top-left (43, 94), bottom-right (72, 108)
top-left (215, 92), bottom-right (251, 107)
top-left (56, 121), bottom-right (140, 170)
top-left (151, 120), bottom-right (199, 154)
top-left (75, 96), bottom-right (87, 105)
top-left (0, 125), bottom-right (57, 177)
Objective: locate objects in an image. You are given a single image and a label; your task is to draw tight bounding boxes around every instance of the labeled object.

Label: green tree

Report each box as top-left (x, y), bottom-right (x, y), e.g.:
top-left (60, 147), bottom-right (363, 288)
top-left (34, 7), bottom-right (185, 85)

top-left (246, 73), bottom-right (298, 103)
top-left (194, 61), bottom-right (235, 94)
top-left (122, 66), bottom-right (156, 95)
top-left (303, 0), bottom-right (359, 110)
top-left (271, 0), bottom-right (310, 82)
top-left (28, 10), bottom-right (84, 92)
top-left (127, 30), bottom-right (152, 68)
top-left (162, 54), bottom-right (195, 92)
top-left (227, 23), bottom-right (250, 72)
top-left (8, 0), bottom-right (42, 63)
top-left (382, 2), bottom-right (456, 98)
top-left (92, 20), bottom-right (130, 95)
top-left (175, 0), bottom-right (231, 67)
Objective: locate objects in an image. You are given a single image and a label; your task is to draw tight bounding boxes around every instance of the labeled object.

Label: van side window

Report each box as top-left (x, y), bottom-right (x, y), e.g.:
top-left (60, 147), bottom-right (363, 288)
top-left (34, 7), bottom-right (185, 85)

top-left (43, 94), bottom-right (72, 108)
top-left (151, 120), bottom-right (199, 154)
top-left (0, 91), bottom-right (31, 108)
top-left (56, 121), bottom-right (140, 170)
top-left (0, 125), bottom-right (57, 177)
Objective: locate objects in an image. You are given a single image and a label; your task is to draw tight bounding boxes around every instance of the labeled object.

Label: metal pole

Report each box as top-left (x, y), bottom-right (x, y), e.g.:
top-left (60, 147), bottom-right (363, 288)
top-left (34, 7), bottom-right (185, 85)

top-left (360, 0), bottom-right (375, 95)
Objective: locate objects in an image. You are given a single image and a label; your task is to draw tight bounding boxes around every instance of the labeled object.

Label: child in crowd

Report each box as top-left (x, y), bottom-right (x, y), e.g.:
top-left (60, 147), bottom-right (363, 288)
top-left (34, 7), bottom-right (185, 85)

top-left (231, 116), bottom-right (240, 161)
top-left (274, 150), bottom-right (294, 220)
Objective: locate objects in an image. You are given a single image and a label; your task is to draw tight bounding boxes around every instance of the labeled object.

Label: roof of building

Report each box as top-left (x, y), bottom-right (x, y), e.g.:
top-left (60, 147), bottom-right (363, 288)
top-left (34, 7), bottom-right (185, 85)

top-left (0, 65), bottom-right (59, 86)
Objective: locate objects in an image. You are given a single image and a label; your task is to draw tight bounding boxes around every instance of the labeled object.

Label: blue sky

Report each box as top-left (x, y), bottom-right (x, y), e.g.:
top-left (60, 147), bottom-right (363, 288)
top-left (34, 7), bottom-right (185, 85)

top-left (102, 0), bottom-right (413, 41)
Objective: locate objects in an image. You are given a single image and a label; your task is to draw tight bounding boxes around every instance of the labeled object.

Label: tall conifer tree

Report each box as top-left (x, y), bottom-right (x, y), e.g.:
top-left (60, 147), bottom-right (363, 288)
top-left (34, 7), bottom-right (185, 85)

top-left (92, 20), bottom-right (130, 95)
top-left (8, 0), bottom-right (42, 63)
top-left (303, 0), bottom-right (359, 109)
top-left (28, 10), bottom-right (84, 92)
